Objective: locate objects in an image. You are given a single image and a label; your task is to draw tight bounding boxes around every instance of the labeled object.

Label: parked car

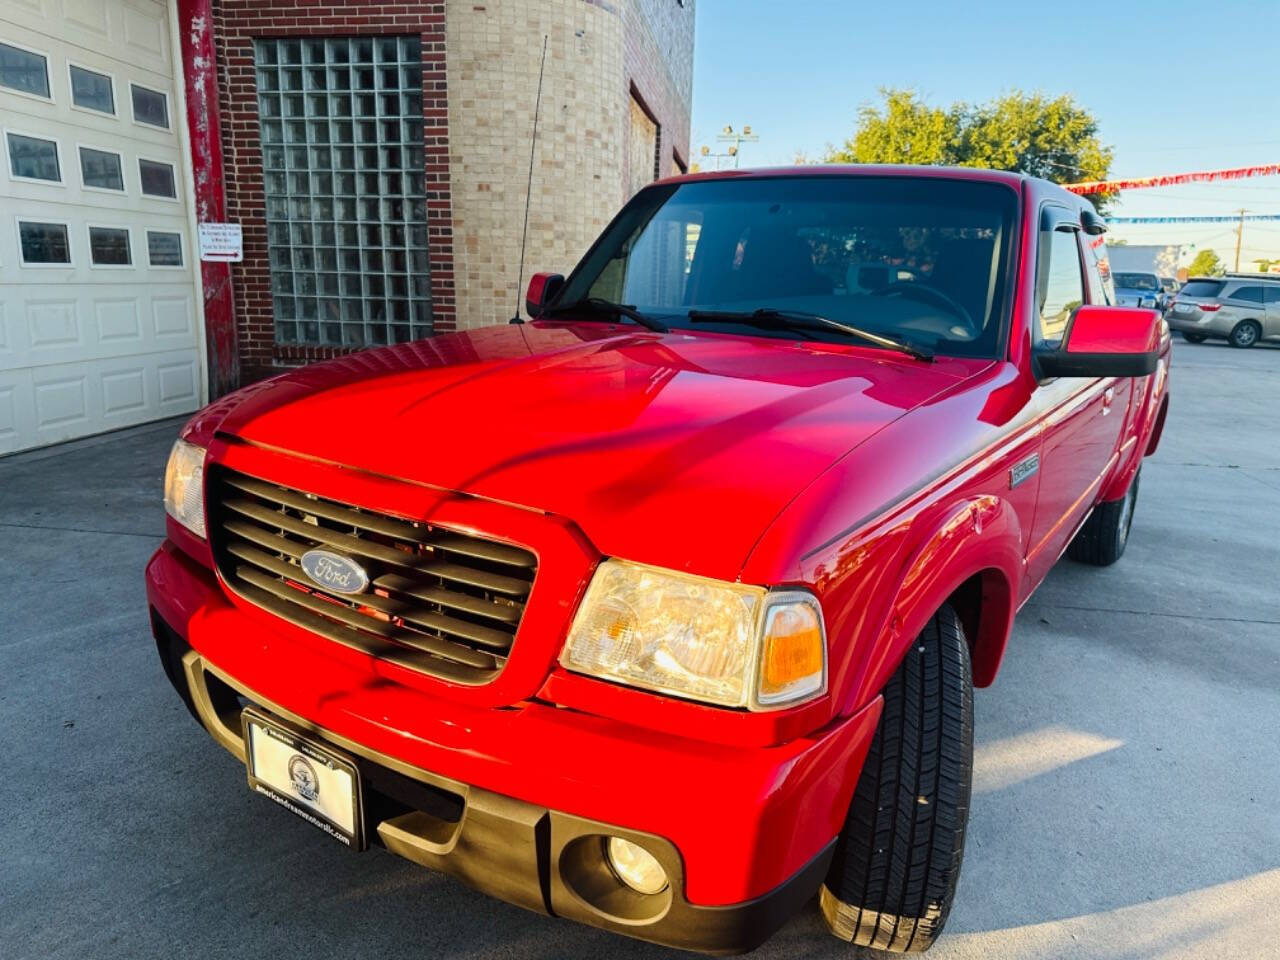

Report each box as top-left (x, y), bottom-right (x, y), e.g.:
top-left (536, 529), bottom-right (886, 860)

top-left (1159, 275), bottom-right (1179, 309)
top-left (1166, 274), bottom-right (1280, 347)
top-left (1113, 271), bottom-right (1162, 309)
top-left (146, 166), bottom-right (1171, 955)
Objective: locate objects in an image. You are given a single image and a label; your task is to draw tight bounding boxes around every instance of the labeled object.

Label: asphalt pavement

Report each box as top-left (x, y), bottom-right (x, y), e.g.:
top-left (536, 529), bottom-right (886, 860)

top-left (1, 338), bottom-right (1277, 960)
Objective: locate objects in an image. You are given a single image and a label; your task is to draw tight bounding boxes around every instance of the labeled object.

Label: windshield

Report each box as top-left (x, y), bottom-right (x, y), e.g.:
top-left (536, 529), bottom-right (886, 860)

top-left (1114, 273), bottom-right (1159, 291)
top-left (556, 176), bottom-right (1019, 358)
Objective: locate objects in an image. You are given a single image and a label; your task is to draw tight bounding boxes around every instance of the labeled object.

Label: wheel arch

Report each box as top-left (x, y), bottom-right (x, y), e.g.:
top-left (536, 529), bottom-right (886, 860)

top-left (839, 497), bottom-right (1022, 712)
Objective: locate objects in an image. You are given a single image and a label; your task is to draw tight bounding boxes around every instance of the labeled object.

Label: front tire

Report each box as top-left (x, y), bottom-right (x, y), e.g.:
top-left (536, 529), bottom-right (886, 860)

top-left (1067, 469), bottom-right (1139, 566)
top-left (1181, 332), bottom-right (1207, 344)
top-left (821, 604), bottom-right (973, 953)
top-left (1229, 320), bottom-right (1260, 348)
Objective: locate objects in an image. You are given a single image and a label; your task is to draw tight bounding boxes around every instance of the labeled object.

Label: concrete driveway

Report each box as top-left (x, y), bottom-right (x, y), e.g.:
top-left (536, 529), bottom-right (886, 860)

top-left (2, 340), bottom-right (1277, 960)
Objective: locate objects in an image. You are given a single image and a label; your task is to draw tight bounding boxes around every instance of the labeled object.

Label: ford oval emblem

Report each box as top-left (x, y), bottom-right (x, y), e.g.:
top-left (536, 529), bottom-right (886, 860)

top-left (300, 549), bottom-right (369, 595)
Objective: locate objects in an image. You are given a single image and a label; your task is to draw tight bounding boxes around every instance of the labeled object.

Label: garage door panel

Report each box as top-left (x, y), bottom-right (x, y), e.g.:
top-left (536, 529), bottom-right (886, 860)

top-left (152, 295), bottom-right (194, 338)
top-left (25, 298), bottom-right (83, 350)
top-left (102, 365), bottom-right (147, 418)
top-left (34, 372), bottom-right (90, 431)
top-left (155, 354), bottom-right (198, 409)
top-left (63, 0), bottom-right (111, 38)
top-left (94, 298), bottom-right (143, 343)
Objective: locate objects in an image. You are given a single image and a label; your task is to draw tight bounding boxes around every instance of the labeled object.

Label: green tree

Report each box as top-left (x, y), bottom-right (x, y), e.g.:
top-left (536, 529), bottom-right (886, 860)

top-left (825, 88), bottom-right (1117, 211)
top-left (826, 89), bottom-right (963, 166)
top-left (1187, 249), bottom-right (1226, 277)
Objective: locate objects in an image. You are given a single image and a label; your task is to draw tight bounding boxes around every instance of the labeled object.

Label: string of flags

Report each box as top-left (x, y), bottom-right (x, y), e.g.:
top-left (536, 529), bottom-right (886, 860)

top-left (1104, 214), bottom-right (1280, 224)
top-left (1064, 162), bottom-right (1280, 195)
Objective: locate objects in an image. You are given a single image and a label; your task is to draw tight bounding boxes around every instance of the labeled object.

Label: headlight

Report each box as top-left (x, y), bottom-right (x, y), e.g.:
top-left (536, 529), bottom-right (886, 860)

top-left (560, 559), bottom-right (826, 710)
top-left (164, 438), bottom-right (207, 538)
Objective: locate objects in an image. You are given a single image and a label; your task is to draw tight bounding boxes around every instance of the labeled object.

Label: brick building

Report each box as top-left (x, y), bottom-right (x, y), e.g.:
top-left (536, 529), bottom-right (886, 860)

top-left (0, 0), bottom-right (693, 453)
top-left (200, 0), bottom-right (695, 386)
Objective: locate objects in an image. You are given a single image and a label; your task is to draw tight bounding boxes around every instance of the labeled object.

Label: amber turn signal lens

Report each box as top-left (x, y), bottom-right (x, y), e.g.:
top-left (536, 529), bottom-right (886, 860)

top-left (757, 600), bottom-right (826, 705)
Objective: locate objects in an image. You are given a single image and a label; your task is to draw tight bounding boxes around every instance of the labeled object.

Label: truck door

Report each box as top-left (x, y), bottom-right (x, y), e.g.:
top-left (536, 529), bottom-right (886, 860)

top-left (1025, 212), bottom-right (1127, 587)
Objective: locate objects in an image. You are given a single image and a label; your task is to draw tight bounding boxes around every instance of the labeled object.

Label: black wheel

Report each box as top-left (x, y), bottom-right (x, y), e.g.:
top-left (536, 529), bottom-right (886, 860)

top-left (1181, 332), bottom-right (1207, 344)
top-left (1229, 320), bottom-right (1260, 349)
top-left (821, 605), bottom-right (973, 953)
top-left (1067, 470), bottom-right (1140, 566)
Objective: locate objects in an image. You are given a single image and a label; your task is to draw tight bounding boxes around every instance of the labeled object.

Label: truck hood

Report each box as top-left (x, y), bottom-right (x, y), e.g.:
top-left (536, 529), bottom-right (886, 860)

top-left (212, 322), bottom-right (978, 580)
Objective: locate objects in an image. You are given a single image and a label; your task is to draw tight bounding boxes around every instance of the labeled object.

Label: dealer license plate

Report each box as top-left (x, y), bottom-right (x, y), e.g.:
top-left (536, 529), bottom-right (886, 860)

top-left (242, 708), bottom-right (363, 849)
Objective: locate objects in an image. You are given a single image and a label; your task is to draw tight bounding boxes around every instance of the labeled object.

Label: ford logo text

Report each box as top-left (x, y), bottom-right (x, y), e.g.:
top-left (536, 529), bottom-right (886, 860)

top-left (300, 549), bottom-right (370, 595)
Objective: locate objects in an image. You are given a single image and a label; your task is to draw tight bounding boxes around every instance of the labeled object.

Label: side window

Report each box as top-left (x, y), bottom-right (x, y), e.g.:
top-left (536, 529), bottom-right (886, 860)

top-left (1037, 226), bottom-right (1085, 346)
top-left (1231, 285), bottom-right (1264, 304)
top-left (1264, 285), bottom-right (1280, 305)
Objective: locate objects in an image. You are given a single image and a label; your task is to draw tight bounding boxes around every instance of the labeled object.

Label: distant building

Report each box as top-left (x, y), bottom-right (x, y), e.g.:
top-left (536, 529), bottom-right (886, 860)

top-left (0, 0), bottom-right (695, 453)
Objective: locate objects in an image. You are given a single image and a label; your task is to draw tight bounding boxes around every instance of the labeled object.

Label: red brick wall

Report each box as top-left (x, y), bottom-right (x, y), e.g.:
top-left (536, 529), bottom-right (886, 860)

top-left (211, 1), bottom-right (455, 382)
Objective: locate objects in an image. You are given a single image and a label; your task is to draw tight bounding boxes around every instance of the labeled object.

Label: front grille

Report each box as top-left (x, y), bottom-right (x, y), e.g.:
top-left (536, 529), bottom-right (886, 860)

top-left (208, 468), bottom-right (536, 685)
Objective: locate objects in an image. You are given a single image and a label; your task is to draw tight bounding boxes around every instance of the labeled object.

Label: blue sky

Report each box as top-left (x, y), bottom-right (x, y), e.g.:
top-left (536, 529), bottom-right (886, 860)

top-left (689, 0), bottom-right (1280, 268)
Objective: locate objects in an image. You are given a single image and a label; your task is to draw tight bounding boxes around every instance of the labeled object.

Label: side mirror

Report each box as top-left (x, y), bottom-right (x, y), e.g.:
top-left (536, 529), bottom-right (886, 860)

top-left (525, 272), bottom-right (565, 318)
top-left (1036, 305), bottom-right (1161, 379)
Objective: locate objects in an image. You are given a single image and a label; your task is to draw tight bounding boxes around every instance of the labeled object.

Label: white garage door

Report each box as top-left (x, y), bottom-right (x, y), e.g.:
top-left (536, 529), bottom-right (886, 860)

top-left (0, 0), bottom-right (202, 455)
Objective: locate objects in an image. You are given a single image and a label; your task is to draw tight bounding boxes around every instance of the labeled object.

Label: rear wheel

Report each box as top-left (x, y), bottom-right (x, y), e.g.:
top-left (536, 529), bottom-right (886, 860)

top-left (1181, 332), bottom-right (1207, 344)
top-left (821, 604), bottom-right (973, 953)
top-left (1229, 320), bottom-right (1260, 349)
top-left (1067, 469), bottom-right (1139, 566)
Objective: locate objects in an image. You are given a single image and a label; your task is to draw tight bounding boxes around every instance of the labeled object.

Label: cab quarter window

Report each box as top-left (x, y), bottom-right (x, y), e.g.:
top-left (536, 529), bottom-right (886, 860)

top-left (1038, 227), bottom-right (1085, 346)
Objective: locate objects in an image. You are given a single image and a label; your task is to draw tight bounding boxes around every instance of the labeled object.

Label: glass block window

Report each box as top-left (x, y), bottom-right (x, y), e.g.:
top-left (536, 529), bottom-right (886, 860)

top-left (80, 146), bottom-right (124, 191)
top-left (70, 65), bottom-right (115, 114)
top-left (255, 36), bottom-right (431, 346)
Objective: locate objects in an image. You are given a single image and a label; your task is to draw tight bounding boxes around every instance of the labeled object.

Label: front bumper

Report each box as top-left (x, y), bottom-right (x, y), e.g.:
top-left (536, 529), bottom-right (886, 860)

top-left (147, 541), bottom-right (880, 952)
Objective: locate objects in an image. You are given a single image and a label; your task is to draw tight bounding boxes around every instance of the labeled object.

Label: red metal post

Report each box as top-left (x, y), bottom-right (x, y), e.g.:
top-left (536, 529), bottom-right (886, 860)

top-left (176, 0), bottom-right (239, 397)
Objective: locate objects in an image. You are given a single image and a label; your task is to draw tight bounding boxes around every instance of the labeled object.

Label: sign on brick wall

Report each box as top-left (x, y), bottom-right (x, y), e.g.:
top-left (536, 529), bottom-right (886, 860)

top-left (198, 222), bottom-right (244, 263)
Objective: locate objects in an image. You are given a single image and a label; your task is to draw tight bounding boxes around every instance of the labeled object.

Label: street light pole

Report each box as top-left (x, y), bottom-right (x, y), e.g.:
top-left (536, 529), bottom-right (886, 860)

top-left (1234, 208), bottom-right (1248, 271)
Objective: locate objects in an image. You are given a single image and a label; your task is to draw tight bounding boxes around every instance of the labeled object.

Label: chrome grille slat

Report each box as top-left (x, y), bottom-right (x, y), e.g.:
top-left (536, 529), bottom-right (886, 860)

top-left (209, 467), bottom-right (536, 685)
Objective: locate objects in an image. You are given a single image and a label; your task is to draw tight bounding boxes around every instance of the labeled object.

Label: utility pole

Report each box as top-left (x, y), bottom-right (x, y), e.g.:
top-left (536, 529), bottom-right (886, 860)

top-left (1234, 208), bottom-right (1248, 271)
top-left (715, 124), bottom-right (759, 168)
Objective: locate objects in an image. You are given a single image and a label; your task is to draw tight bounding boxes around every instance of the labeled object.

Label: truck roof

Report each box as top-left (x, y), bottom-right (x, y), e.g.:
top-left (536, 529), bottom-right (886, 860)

top-left (655, 163), bottom-right (1079, 203)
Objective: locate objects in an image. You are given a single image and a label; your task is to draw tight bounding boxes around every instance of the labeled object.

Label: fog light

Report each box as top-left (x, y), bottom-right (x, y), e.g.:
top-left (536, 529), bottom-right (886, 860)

top-left (605, 837), bottom-right (668, 894)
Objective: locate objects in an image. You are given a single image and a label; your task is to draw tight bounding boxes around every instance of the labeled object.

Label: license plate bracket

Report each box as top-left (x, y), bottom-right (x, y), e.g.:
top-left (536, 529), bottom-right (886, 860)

top-left (241, 707), bottom-right (365, 850)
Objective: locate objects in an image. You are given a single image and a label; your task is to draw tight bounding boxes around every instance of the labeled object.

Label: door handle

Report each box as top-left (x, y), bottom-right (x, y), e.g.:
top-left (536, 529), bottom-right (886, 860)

top-left (1102, 386), bottom-right (1115, 415)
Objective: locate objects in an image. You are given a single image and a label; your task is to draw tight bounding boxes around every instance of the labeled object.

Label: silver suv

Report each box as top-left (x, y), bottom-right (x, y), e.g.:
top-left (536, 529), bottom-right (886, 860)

top-left (1167, 275), bottom-right (1280, 348)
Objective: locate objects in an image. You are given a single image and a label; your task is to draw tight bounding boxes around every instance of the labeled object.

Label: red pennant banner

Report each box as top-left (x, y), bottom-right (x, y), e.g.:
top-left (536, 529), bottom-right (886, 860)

top-left (1064, 162), bottom-right (1280, 195)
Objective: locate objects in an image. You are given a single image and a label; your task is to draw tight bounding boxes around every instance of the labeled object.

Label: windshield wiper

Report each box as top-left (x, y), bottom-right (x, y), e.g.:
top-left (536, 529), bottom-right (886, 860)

top-left (687, 308), bottom-right (933, 361)
top-left (542, 297), bottom-right (668, 333)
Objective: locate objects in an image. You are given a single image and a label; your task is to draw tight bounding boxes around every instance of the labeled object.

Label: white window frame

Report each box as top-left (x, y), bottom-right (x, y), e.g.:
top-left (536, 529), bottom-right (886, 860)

top-left (15, 217), bottom-right (74, 268)
top-left (86, 223), bottom-right (135, 270)
top-left (137, 154), bottom-right (180, 202)
top-left (3, 126), bottom-right (65, 186)
top-left (129, 81), bottom-right (171, 131)
top-left (76, 142), bottom-right (128, 195)
top-left (0, 38), bottom-right (55, 105)
top-left (144, 228), bottom-right (187, 270)
top-left (66, 60), bottom-right (117, 117)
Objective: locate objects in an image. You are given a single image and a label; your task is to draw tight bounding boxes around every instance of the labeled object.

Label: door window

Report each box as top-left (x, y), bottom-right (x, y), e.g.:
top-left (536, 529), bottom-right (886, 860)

top-left (1230, 285), bottom-right (1264, 304)
top-left (1264, 285), bottom-right (1280, 305)
top-left (1037, 226), bottom-right (1085, 347)
top-left (70, 65), bottom-right (115, 114)
top-left (0, 42), bottom-right (49, 98)
top-left (6, 132), bottom-right (61, 182)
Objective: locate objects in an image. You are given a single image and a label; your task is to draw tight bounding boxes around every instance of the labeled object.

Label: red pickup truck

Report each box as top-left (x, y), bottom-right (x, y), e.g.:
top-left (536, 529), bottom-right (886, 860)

top-left (147, 166), bottom-right (1170, 954)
